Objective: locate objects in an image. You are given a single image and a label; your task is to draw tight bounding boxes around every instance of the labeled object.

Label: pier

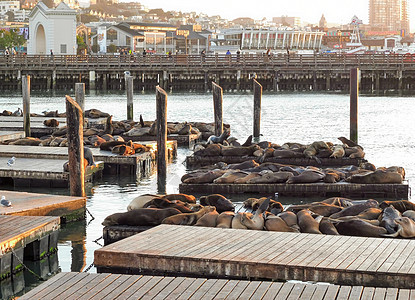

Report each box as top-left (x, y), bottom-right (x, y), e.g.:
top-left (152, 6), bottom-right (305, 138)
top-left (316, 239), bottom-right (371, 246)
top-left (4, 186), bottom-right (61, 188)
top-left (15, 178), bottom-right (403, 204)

top-left (19, 271), bottom-right (414, 299)
top-left (1, 54), bottom-right (415, 92)
top-left (94, 224), bottom-right (415, 289)
top-left (0, 190), bottom-right (86, 222)
top-left (0, 215), bottom-right (60, 279)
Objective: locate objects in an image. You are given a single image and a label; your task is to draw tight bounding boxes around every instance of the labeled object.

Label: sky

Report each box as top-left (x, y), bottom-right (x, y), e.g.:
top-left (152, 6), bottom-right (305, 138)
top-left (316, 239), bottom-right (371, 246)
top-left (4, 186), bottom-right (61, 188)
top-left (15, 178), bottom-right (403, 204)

top-left (134, 0), bottom-right (415, 30)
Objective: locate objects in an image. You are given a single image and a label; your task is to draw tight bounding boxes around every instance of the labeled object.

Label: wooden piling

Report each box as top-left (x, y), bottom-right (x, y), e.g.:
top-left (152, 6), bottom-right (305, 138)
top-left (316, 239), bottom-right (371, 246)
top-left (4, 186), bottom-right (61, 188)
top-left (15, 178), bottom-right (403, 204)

top-left (65, 95), bottom-right (85, 197)
top-left (22, 75), bottom-right (30, 137)
top-left (156, 86), bottom-right (167, 194)
top-left (126, 75), bottom-right (134, 121)
top-left (75, 83), bottom-right (85, 113)
top-left (253, 79), bottom-right (262, 138)
top-left (350, 68), bottom-right (359, 144)
top-left (212, 82), bottom-right (223, 136)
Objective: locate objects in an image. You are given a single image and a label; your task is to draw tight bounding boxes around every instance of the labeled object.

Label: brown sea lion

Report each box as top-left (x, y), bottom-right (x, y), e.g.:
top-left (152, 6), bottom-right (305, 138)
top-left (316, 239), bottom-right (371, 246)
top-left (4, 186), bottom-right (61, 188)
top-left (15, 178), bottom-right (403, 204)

top-left (195, 210), bottom-right (219, 227)
top-left (199, 194), bottom-right (234, 212)
top-left (308, 204), bottom-right (343, 217)
top-left (226, 160), bottom-right (259, 170)
top-left (195, 144), bottom-right (222, 156)
top-left (330, 145), bottom-right (345, 158)
top-left (231, 213), bottom-right (248, 229)
top-left (216, 211), bottom-right (235, 228)
top-left (234, 173), bottom-right (261, 184)
top-left (329, 199), bottom-right (379, 219)
top-left (178, 123), bottom-right (192, 135)
top-left (347, 170), bottom-right (403, 184)
top-left (297, 209), bottom-right (321, 234)
top-left (239, 197), bottom-right (271, 230)
top-left (43, 118), bottom-right (59, 127)
top-left (143, 197), bottom-right (192, 213)
top-left (316, 148), bottom-right (333, 158)
top-left (277, 211), bottom-right (298, 229)
top-left (356, 208), bottom-right (382, 220)
top-left (273, 149), bottom-right (304, 159)
top-left (127, 194), bottom-right (160, 210)
top-left (220, 145), bottom-right (260, 156)
top-left (247, 171), bottom-right (293, 184)
top-left (85, 108), bottom-right (110, 118)
top-left (403, 210), bottom-right (415, 222)
top-left (286, 170), bottom-right (325, 184)
top-left (214, 171), bottom-right (248, 183)
top-left (321, 197), bottom-right (353, 207)
top-left (265, 216), bottom-right (299, 232)
top-left (379, 205), bottom-right (401, 234)
top-left (183, 170), bottom-right (227, 184)
top-left (268, 200), bottom-right (284, 215)
top-left (382, 217), bottom-right (415, 238)
top-left (162, 194), bottom-right (196, 204)
top-left (9, 137), bottom-right (42, 146)
top-left (379, 200), bottom-right (415, 213)
top-left (324, 172), bottom-right (340, 183)
top-left (102, 207), bottom-right (181, 226)
top-left (318, 217), bottom-right (339, 235)
top-left (162, 206), bottom-right (216, 225)
top-left (335, 219), bottom-right (387, 237)
top-left (338, 136), bottom-right (363, 149)
top-left (99, 140), bottom-right (126, 151)
top-left (347, 147), bottom-right (365, 158)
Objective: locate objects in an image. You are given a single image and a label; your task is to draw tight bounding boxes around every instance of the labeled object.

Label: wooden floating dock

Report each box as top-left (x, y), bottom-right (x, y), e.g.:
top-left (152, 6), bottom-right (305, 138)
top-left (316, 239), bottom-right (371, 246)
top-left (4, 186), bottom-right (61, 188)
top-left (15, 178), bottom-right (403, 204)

top-left (186, 155), bottom-right (367, 168)
top-left (124, 132), bottom-right (201, 146)
top-left (0, 156), bottom-right (104, 187)
top-left (0, 144), bottom-right (153, 177)
top-left (0, 131), bottom-right (24, 142)
top-left (19, 272), bottom-right (415, 300)
top-left (0, 116), bottom-right (107, 129)
top-left (0, 190), bottom-right (86, 222)
top-left (179, 182), bottom-right (409, 199)
top-left (0, 215), bottom-right (60, 279)
top-left (95, 225), bottom-right (415, 289)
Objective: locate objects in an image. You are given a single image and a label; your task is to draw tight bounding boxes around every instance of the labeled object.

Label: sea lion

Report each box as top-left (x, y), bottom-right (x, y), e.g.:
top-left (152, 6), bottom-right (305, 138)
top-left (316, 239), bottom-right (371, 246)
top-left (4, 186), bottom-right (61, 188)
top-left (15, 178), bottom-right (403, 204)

top-left (269, 200), bottom-right (284, 215)
top-left (195, 209), bottom-right (219, 227)
top-left (338, 136), bottom-right (363, 149)
top-left (241, 135), bottom-right (253, 147)
top-left (216, 211), bottom-right (235, 228)
top-left (221, 145), bottom-right (260, 156)
top-left (297, 209), bottom-right (321, 234)
top-left (99, 140), bottom-right (126, 151)
top-left (234, 173), bottom-right (261, 184)
top-left (308, 204), bottom-right (343, 217)
top-left (347, 170), bottom-right (403, 184)
top-left (183, 170), bottom-right (227, 184)
top-left (9, 137), bottom-right (42, 146)
top-left (124, 127), bottom-right (151, 137)
top-left (102, 207), bottom-right (181, 226)
top-left (178, 123), bottom-right (192, 135)
top-left (84, 147), bottom-right (95, 166)
top-left (127, 194), bottom-right (160, 210)
top-left (247, 171), bottom-right (293, 184)
top-left (195, 144), bottom-right (222, 156)
top-left (324, 172), bottom-right (340, 183)
top-left (379, 200), bottom-right (415, 213)
top-left (319, 217), bottom-right (339, 235)
top-left (213, 171), bottom-right (249, 183)
top-left (265, 216), bottom-right (299, 232)
top-left (347, 147), bottom-right (365, 159)
top-left (239, 197), bottom-right (271, 230)
top-left (278, 211), bottom-right (298, 229)
top-left (403, 210), bottom-right (415, 222)
top-left (356, 208), bottom-right (382, 220)
top-left (335, 219), bottom-right (387, 237)
top-left (162, 194), bottom-right (196, 204)
top-left (330, 145), bottom-right (345, 158)
top-left (43, 118), bottom-right (59, 127)
top-left (162, 206), bottom-right (216, 225)
top-left (379, 205), bottom-right (401, 234)
top-left (85, 108), bottom-right (110, 118)
top-left (272, 149), bottom-right (304, 159)
top-left (226, 160), bottom-right (259, 170)
top-left (286, 170), bottom-right (325, 184)
top-left (382, 217), bottom-right (415, 238)
top-left (231, 213), bottom-right (248, 229)
top-left (199, 194), bottom-right (234, 212)
top-left (329, 199), bottom-right (379, 219)
top-left (321, 197), bottom-right (353, 207)
top-left (143, 197), bottom-right (192, 213)
top-left (207, 129), bottom-right (231, 144)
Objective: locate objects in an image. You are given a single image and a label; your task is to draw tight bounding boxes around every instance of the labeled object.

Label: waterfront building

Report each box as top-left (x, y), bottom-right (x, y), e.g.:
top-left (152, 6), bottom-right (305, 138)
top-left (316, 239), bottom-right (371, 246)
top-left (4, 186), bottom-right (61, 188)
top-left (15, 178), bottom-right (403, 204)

top-left (210, 28), bottom-right (324, 53)
top-left (272, 16), bottom-right (301, 28)
top-left (0, 1), bottom-right (19, 15)
top-left (369, 0), bottom-right (409, 33)
top-left (27, 2), bottom-right (77, 54)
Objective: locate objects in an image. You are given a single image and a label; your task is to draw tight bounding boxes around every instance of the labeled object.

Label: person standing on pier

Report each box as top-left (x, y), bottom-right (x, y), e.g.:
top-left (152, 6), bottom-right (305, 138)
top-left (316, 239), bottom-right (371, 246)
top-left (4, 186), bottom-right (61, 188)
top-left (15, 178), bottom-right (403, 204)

top-left (201, 49), bottom-right (206, 62)
top-left (226, 49), bottom-right (231, 64)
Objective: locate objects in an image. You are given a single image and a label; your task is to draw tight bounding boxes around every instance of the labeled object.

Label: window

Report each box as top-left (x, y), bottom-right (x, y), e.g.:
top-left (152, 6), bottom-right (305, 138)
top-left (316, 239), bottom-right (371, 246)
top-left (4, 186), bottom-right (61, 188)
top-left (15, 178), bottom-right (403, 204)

top-left (60, 44), bottom-right (67, 53)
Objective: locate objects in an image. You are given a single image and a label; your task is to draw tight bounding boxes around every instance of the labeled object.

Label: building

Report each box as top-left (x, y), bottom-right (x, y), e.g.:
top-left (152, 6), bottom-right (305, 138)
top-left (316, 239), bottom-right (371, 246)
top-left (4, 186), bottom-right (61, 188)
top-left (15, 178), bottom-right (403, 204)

top-left (319, 14), bottom-right (327, 28)
top-left (369, 0), bottom-right (409, 33)
top-left (272, 16), bottom-right (301, 28)
top-left (0, 1), bottom-right (20, 15)
top-left (27, 2), bottom-right (77, 54)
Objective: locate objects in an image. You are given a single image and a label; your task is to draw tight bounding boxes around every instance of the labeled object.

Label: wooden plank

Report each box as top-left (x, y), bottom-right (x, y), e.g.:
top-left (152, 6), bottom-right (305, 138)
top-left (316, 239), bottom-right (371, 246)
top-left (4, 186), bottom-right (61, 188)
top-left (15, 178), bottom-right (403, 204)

top-left (236, 281), bottom-right (262, 299)
top-left (18, 272), bottom-right (72, 299)
top-left (274, 282), bottom-right (295, 298)
top-left (31, 272), bottom-right (89, 299)
top-left (108, 276), bottom-right (154, 299)
top-left (262, 282), bottom-right (284, 299)
top-left (310, 284), bottom-right (329, 300)
top-left (223, 280), bottom-right (250, 299)
top-left (146, 277), bottom-right (186, 300)
top-left (100, 275), bottom-right (143, 300)
top-left (376, 240), bottom-right (411, 273)
top-left (348, 286), bottom-right (364, 300)
top-left (384, 288), bottom-right (399, 300)
top-left (360, 286), bottom-right (375, 300)
top-left (211, 279), bottom-right (239, 299)
top-left (139, 276), bottom-right (175, 299)
top-left (124, 276), bottom-right (164, 299)
top-left (336, 286), bottom-right (351, 300)
top-left (388, 241), bottom-right (415, 273)
top-left (397, 289), bottom-right (410, 300)
top-left (175, 278), bottom-right (208, 300)
top-left (52, 273), bottom-right (110, 299)
top-left (287, 283), bottom-right (307, 300)
top-left (372, 287), bottom-right (387, 300)
top-left (248, 281), bottom-right (273, 299)
top-left (323, 285), bottom-right (340, 300)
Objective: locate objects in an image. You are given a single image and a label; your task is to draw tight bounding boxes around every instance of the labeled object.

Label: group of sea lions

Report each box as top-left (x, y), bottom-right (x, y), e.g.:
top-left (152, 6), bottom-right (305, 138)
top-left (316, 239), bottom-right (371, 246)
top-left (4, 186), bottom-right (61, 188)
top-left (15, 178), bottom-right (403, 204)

top-left (182, 161), bottom-right (405, 184)
top-left (193, 135), bottom-right (365, 162)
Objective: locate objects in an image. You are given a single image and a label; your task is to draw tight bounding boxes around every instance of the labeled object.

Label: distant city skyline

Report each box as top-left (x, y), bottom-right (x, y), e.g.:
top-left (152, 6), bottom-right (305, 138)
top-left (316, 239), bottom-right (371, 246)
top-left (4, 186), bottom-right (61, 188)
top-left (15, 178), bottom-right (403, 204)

top-left (129, 0), bottom-right (414, 30)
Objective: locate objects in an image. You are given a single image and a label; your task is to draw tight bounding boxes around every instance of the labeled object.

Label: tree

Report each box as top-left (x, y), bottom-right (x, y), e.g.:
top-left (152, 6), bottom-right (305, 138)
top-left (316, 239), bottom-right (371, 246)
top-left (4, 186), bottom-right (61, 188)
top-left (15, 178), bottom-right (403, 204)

top-left (77, 35), bottom-right (87, 54)
top-left (107, 43), bottom-right (117, 53)
top-left (0, 29), bottom-right (26, 50)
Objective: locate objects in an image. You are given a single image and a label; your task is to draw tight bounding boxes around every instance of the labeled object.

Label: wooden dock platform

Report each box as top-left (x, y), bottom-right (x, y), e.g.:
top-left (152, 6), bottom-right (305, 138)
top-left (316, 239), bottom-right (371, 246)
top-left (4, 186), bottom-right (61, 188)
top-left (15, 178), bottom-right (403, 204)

top-left (0, 190), bottom-right (86, 222)
top-left (0, 144), bottom-right (152, 177)
top-left (19, 272), bottom-right (415, 300)
top-left (0, 156), bottom-right (104, 187)
top-left (179, 182), bottom-right (409, 199)
top-left (95, 224), bottom-right (415, 289)
top-left (124, 132), bottom-right (201, 146)
top-left (0, 215), bottom-right (60, 279)
top-left (0, 116), bottom-right (107, 129)
top-left (0, 131), bottom-right (24, 142)
top-left (186, 155), bottom-right (367, 168)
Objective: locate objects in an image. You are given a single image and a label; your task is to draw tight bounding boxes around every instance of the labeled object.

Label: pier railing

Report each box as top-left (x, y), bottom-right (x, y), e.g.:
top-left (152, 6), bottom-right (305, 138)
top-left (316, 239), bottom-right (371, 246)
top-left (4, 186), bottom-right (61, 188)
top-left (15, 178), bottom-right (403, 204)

top-left (1, 53), bottom-right (414, 71)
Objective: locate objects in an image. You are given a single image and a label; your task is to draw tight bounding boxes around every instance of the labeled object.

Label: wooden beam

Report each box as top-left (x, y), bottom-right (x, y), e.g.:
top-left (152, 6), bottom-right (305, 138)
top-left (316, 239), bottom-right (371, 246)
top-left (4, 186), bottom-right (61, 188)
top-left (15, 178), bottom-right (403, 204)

top-left (350, 68), bottom-right (359, 143)
top-left (22, 75), bottom-right (30, 137)
top-left (253, 79), bottom-right (262, 138)
top-left (212, 82), bottom-right (223, 136)
top-left (156, 86), bottom-right (167, 194)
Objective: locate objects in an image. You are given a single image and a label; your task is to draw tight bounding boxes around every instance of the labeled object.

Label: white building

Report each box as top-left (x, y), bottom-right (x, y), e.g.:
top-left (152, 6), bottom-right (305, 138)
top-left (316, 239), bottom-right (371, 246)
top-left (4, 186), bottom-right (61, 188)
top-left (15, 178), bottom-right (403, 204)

top-left (0, 1), bottom-right (20, 15)
top-left (27, 1), bottom-right (77, 55)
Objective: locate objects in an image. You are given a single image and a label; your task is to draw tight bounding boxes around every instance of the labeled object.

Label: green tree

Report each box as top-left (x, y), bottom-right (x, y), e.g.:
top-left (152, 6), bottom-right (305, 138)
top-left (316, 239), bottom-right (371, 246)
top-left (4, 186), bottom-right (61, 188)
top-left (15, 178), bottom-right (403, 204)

top-left (77, 35), bottom-right (87, 54)
top-left (107, 43), bottom-right (116, 53)
top-left (0, 29), bottom-right (26, 50)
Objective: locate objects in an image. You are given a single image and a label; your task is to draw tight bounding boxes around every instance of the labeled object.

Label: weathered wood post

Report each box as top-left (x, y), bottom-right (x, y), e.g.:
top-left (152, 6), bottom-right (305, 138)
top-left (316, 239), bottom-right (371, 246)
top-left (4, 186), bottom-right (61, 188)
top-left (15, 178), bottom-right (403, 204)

top-left (253, 78), bottom-right (262, 138)
top-left (126, 75), bottom-right (134, 121)
top-left (156, 86), bottom-right (167, 194)
top-left (75, 83), bottom-right (85, 113)
top-left (65, 95), bottom-right (85, 197)
top-left (350, 68), bottom-right (359, 144)
top-left (212, 82), bottom-right (223, 136)
top-left (22, 75), bottom-right (30, 137)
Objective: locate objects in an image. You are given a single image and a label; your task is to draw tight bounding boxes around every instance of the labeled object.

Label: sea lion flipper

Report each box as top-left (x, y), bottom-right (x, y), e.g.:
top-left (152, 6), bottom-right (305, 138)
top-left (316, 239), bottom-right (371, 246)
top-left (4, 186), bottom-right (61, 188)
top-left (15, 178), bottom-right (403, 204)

top-left (140, 114), bottom-right (145, 127)
top-left (257, 197), bottom-right (271, 214)
top-left (381, 232), bottom-right (400, 238)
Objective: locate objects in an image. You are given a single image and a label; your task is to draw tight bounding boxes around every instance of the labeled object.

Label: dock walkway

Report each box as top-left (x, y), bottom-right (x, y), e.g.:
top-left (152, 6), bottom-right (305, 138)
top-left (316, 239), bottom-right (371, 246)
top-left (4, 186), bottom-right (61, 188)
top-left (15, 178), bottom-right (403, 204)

top-left (0, 131), bottom-right (24, 142)
top-left (0, 190), bottom-right (86, 222)
top-left (0, 215), bottom-right (60, 279)
top-left (19, 271), bottom-right (414, 299)
top-left (95, 225), bottom-right (415, 288)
